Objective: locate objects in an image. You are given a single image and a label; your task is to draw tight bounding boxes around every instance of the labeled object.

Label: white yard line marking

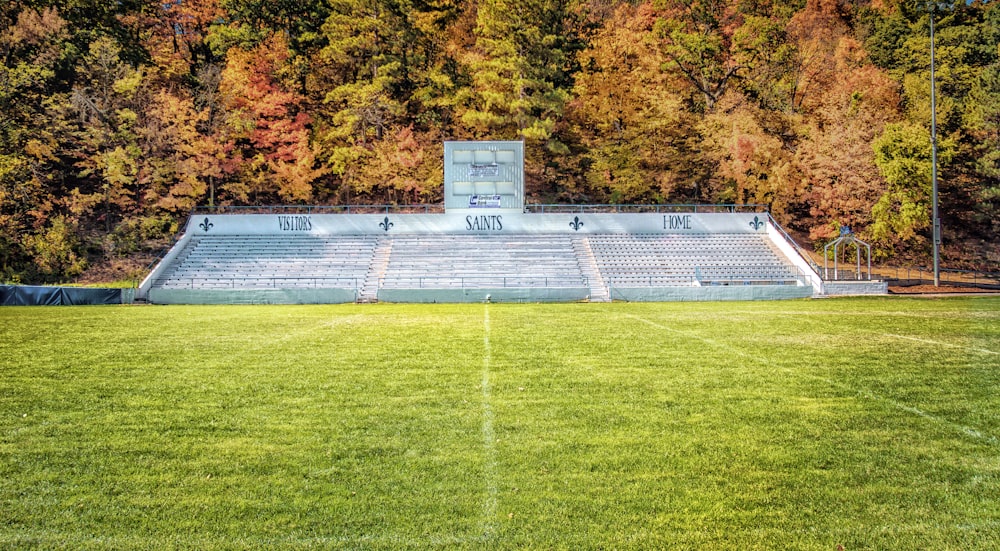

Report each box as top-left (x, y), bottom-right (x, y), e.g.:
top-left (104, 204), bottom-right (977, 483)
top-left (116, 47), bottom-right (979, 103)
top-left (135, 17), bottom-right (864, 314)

top-left (626, 314), bottom-right (998, 446)
top-left (8, 529), bottom-right (486, 548)
top-left (848, 386), bottom-right (998, 444)
top-left (624, 314), bottom-right (755, 361)
top-left (884, 333), bottom-right (999, 356)
top-left (481, 305), bottom-right (498, 540)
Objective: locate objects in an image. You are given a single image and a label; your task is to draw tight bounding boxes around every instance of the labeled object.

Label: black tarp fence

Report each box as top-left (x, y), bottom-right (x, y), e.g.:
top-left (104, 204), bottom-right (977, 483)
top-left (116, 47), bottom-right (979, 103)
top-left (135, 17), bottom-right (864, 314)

top-left (1, 285), bottom-right (132, 306)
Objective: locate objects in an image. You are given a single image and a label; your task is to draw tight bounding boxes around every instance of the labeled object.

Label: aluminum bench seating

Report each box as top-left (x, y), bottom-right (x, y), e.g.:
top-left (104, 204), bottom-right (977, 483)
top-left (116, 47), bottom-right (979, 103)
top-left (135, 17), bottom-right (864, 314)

top-left (150, 229), bottom-right (803, 296)
top-left (154, 235), bottom-right (377, 290)
top-left (589, 233), bottom-right (800, 287)
top-left (379, 234), bottom-right (586, 290)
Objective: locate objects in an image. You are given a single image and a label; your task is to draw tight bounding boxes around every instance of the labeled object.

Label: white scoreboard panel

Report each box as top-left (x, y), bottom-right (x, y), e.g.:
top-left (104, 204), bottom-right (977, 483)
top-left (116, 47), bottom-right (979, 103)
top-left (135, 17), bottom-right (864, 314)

top-left (443, 141), bottom-right (524, 211)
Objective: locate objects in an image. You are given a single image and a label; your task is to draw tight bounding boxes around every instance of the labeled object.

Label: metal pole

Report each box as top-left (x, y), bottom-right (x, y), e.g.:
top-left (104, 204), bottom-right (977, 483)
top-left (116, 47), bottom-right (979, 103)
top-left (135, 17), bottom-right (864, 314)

top-left (856, 243), bottom-right (862, 280)
top-left (867, 243), bottom-right (872, 281)
top-left (930, 6), bottom-right (941, 286)
top-left (834, 243), bottom-right (839, 280)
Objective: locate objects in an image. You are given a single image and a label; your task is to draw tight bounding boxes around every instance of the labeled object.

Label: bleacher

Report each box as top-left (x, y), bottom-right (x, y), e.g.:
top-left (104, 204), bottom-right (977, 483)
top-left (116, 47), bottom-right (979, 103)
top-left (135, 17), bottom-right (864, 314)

top-left (141, 210), bottom-right (820, 304)
top-left (380, 235), bottom-right (586, 289)
top-left (589, 233), bottom-right (802, 287)
top-left (153, 235), bottom-right (377, 290)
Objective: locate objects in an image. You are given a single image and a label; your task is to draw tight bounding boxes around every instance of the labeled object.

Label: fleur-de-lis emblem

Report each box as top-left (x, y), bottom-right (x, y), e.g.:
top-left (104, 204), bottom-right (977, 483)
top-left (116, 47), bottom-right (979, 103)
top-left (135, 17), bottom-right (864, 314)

top-left (379, 216), bottom-right (394, 232)
top-left (569, 216), bottom-right (584, 231)
top-left (749, 216), bottom-right (765, 230)
top-left (199, 217), bottom-right (213, 232)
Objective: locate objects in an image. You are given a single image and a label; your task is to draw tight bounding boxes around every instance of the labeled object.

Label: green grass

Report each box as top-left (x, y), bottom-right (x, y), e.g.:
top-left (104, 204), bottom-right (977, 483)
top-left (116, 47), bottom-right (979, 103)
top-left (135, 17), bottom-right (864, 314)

top-left (1, 297), bottom-right (999, 549)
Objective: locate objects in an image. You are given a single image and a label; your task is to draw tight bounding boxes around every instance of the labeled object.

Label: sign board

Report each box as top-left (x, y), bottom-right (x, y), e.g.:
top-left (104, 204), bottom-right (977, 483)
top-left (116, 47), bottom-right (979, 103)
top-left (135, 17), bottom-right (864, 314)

top-left (469, 195), bottom-right (502, 208)
top-left (469, 164), bottom-right (500, 178)
top-left (185, 212), bottom-right (771, 236)
top-left (444, 141), bottom-right (524, 211)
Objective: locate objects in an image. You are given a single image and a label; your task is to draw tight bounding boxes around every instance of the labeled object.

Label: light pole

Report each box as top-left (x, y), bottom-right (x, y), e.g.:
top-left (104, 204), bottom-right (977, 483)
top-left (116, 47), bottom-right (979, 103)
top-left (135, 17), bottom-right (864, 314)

top-left (930, 5), bottom-right (941, 286)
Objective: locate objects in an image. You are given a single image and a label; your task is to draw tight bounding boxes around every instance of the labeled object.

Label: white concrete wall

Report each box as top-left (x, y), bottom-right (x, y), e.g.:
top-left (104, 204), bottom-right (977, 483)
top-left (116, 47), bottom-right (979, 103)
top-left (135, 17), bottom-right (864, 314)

top-left (765, 217), bottom-right (823, 295)
top-left (610, 284), bottom-right (812, 302)
top-left (136, 231), bottom-right (193, 301)
top-left (821, 281), bottom-right (889, 296)
top-left (186, 212), bottom-right (772, 236)
top-left (148, 287), bottom-right (358, 305)
top-left (378, 286), bottom-right (589, 303)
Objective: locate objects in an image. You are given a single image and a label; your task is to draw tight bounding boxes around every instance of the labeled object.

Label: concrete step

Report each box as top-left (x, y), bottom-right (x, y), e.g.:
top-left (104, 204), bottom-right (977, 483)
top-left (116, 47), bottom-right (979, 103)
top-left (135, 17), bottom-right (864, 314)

top-left (572, 236), bottom-right (610, 302)
top-left (358, 237), bottom-right (393, 303)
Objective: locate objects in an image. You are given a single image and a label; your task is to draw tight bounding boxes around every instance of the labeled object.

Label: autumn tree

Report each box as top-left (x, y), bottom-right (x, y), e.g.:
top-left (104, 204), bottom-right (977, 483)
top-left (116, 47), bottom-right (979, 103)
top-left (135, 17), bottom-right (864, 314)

top-left (571, 3), bottom-right (700, 203)
top-left (312, 0), bottom-right (412, 195)
top-left (0, 7), bottom-right (77, 279)
top-left (963, 50), bottom-right (1000, 249)
top-left (870, 121), bottom-right (955, 258)
top-left (859, 0), bottom-right (999, 264)
top-left (920, 1), bottom-right (1000, 266)
top-left (784, 0), bottom-right (848, 113)
top-left (211, 0), bottom-right (331, 54)
top-left (455, 0), bottom-right (576, 198)
top-left (304, 0), bottom-right (463, 202)
top-left (787, 0), bottom-right (902, 244)
top-left (144, 0), bottom-right (225, 81)
top-left (2, 0), bottom-right (1000, 282)
top-left (697, 91), bottom-right (805, 221)
top-left (354, 126), bottom-right (443, 203)
top-left (70, 37), bottom-right (147, 233)
top-left (457, 0), bottom-right (571, 141)
top-left (218, 34), bottom-right (324, 203)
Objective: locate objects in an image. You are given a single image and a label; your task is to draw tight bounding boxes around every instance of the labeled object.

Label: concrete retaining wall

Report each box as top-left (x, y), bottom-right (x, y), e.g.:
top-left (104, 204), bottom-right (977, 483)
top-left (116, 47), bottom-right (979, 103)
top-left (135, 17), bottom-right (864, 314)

top-left (821, 281), bottom-right (889, 296)
top-left (377, 287), bottom-right (590, 303)
top-left (610, 284), bottom-right (813, 302)
top-left (148, 288), bottom-right (358, 305)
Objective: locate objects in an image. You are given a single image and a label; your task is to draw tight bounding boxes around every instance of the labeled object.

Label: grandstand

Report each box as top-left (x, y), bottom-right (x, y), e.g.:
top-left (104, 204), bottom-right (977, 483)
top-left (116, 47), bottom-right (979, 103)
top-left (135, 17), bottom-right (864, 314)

top-left (136, 209), bottom-right (858, 304)
top-left (138, 140), bottom-right (885, 304)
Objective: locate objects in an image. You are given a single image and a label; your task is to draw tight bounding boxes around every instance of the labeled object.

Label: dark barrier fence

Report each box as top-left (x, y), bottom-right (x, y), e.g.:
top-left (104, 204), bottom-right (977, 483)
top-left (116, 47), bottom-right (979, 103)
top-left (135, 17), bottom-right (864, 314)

top-left (1, 286), bottom-right (133, 306)
top-left (878, 267), bottom-right (1000, 291)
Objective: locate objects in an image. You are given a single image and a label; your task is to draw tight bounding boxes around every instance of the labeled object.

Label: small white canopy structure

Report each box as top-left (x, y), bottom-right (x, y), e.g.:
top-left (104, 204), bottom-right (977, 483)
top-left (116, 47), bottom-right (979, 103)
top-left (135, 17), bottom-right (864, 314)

top-left (824, 227), bottom-right (872, 281)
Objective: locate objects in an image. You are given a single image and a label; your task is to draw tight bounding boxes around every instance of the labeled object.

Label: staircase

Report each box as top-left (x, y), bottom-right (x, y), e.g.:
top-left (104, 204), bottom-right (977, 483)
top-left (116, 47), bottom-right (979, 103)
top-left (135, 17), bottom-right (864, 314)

top-left (358, 237), bottom-right (393, 303)
top-left (572, 236), bottom-right (610, 302)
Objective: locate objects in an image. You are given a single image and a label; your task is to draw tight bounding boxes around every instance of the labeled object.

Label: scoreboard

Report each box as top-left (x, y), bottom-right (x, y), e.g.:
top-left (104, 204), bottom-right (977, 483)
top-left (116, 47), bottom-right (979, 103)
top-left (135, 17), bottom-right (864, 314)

top-left (443, 141), bottom-right (524, 211)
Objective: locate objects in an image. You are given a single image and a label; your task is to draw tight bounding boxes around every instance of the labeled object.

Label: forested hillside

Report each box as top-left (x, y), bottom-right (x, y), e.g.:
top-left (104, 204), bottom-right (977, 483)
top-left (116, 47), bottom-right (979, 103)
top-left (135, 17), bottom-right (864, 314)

top-left (2, 0), bottom-right (998, 283)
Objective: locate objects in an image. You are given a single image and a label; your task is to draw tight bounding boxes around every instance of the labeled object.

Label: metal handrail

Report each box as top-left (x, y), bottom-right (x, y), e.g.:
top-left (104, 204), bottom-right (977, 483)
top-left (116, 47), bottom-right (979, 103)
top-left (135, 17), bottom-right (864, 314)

top-left (525, 204), bottom-right (769, 214)
top-left (604, 266), bottom-right (811, 287)
top-left (192, 203), bottom-right (770, 215)
top-left (377, 275), bottom-right (589, 289)
top-left (158, 276), bottom-right (361, 289)
top-left (194, 205), bottom-right (445, 214)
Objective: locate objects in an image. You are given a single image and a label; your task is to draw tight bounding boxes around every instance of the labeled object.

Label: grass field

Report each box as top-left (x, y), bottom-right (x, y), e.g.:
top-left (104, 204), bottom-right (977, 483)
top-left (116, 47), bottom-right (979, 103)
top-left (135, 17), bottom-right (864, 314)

top-left (2, 297), bottom-right (999, 549)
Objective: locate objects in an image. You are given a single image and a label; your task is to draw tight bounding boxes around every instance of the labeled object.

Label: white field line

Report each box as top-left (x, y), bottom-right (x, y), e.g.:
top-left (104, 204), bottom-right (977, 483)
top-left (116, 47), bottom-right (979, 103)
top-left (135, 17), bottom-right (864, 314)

top-left (0, 530), bottom-right (487, 549)
top-left (625, 314), bottom-right (998, 446)
top-left (211, 314), bottom-right (366, 356)
top-left (624, 314), bottom-right (757, 363)
top-left (883, 333), bottom-right (999, 356)
top-left (481, 304), bottom-right (498, 540)
top-left (851, 388), bottom-right (998, 444)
